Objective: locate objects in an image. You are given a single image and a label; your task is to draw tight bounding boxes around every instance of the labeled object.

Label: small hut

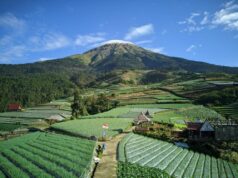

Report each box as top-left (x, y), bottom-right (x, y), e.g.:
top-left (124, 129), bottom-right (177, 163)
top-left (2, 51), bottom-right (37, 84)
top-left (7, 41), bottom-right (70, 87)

top-left (134, 112), bottom-right (152, 127)
top-left (46, 115), bottom-right (64, 124)
top-left (186, 119), bottom-right (214, 141)
top-left (7, 103), bottom-right (22, 111)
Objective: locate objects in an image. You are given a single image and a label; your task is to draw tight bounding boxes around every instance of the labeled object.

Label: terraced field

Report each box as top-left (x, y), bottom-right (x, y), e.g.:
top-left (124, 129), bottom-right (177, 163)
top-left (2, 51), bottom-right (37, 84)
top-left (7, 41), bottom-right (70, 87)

top-left (52, 118), bottom-right (132, 139)
top-left (153, 105), bottom-right (224, 124)
top-left (0, 132), bottom-right (96, 178)
top-left (213, 102), bottom-right (238, 119)
top-left (0, 99), bottom-right (72, 134)
top-left (118, 134), bottom-right (238, 178)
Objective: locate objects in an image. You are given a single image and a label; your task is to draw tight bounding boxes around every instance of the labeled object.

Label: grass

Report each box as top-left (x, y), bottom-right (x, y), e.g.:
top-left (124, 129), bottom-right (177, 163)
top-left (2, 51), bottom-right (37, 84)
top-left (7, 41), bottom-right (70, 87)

top-left (0, 132), bottom-right (96, 178)
top-left (51, 118), bottom-right (132, 139)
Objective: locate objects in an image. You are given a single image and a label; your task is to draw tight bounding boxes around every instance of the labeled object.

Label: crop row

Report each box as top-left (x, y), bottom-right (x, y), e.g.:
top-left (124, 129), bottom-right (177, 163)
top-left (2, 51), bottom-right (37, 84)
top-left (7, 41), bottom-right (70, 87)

top-left (0, 132), bottom-right (96, 178)
top-left (120, 134), bottom-right (238, 178)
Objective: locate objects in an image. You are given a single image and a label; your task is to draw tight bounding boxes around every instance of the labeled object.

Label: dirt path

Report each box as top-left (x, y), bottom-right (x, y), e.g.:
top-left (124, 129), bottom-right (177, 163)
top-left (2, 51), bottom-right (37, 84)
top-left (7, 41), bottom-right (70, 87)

top-left (94, 133), bottom-right (127, 178)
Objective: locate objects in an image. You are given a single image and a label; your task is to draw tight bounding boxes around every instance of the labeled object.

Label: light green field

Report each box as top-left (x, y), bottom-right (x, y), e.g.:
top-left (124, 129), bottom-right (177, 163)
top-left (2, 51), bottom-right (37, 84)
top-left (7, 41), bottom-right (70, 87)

top-left (0, 132), bottom-right (96, 178)
top-left (52, 118), bottom-right (132, 138)
top-left (119, 133), bottom-right (238, 178)
top-left (153, 105), bottom-right (224, 124)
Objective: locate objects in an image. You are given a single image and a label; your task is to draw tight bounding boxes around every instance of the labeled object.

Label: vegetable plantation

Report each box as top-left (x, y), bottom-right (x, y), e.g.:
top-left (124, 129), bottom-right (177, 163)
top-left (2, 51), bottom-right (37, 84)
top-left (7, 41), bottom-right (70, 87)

top-left (153, 105), bottom-right (224, 124)
top-left (119, 133), bottom-right (238, 178)
top-left (0, 132), bottom-right (96, 178)
top-left (52, 118), bottom-right (132, 139)
top-left (117, 161), bottom-right (170, 178)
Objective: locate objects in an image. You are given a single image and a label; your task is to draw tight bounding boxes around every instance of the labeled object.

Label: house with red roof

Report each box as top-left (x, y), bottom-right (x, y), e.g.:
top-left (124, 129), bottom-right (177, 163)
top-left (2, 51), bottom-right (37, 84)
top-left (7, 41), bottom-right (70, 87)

top-left (7, 103), bottom-right (22, 111)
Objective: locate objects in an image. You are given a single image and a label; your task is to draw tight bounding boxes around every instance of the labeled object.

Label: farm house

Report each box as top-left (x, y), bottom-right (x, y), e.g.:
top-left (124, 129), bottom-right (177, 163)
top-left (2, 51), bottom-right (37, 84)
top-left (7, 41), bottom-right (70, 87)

top-left (186, 120), bottom-right (214, 141)
top-left (7, 103), bottom-right (22, 111)
top-left (134, 112), bottom-right (152, 131)
top-left (211, 120), bottom-right (238, 141)
top-left (134, 112), bottom-right (152, 125)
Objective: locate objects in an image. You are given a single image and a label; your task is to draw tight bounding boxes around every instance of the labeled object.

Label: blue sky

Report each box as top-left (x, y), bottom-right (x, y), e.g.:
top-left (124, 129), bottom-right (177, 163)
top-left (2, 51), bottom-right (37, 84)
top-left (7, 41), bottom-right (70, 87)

top-left (0, 0), bottom-right (237, 66)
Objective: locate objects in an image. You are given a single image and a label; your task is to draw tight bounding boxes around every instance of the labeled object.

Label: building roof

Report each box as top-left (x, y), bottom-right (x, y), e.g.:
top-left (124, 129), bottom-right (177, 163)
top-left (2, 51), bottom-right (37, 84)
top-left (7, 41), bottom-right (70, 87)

top-left (134, 112), bottom-right (151, 125)
top-left (8, 103), bottom-right (21, 110)
top-left (186, 122), bottom-right (203, 131)
top-left (145, 110), bottom-right (152, 118)
top-left (46, 115), bottom-right (64, 121)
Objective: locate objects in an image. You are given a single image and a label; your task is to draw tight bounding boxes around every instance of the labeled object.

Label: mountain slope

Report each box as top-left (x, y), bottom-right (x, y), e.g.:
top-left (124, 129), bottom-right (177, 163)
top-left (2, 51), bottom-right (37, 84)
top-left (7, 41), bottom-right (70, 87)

top-left (81, 43), bottom-right (238, 73)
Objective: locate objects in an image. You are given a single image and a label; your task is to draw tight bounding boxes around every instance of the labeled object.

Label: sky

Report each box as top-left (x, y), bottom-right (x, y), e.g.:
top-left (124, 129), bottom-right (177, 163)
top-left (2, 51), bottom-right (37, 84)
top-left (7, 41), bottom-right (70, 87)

top-left (0, 0), bottom-right (238, 66)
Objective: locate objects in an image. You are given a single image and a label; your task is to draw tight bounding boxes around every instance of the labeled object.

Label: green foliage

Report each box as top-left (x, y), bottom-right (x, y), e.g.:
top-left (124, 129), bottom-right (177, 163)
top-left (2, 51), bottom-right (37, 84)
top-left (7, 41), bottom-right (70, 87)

top-left (71, 91), bottom-right (118, 118)
top-left (0, 132), bottom-right (96, 178)
top-left (196, 87), bottom-right (238, 106)
top-left (119, 133), bottom-right (238, 178)
top-left (51, 118), bottom-right (132, 138)
top-left (117, 161), bottom-right (171, 178)
top-left (141, 71), bottom-right (168, 84)
top-left (0, 74), bottom-right (74, 112)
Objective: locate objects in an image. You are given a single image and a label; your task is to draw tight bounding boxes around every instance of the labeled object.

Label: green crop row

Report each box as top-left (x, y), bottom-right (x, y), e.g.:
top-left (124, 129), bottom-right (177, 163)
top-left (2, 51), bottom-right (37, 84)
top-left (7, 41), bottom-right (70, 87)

top-left (119, 133), bottom-right (238, 178)
top-left (0, 132), bottom-right (96, 178)
top-left (51, 118), bottom-right (132, 138)
top-left (117, 161), bottom-right (171, 178)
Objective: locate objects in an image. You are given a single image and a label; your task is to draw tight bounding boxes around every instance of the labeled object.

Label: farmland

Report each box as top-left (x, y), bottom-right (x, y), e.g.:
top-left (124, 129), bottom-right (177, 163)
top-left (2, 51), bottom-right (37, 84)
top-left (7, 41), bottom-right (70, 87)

top-left (0, 132), bottom-right (96, 178)
top-left (119, 133), bottom-right (238, 178)
top-left (213, 102), bottom-right (238, 119)
top-left (0, 99), bottom-right (71, 134)
top-left (153, 105), bottom-right (224, 124)
top-left (51, 118), bottom-right (132, 139)
top-left (117, 161), bottom-right (170, 178)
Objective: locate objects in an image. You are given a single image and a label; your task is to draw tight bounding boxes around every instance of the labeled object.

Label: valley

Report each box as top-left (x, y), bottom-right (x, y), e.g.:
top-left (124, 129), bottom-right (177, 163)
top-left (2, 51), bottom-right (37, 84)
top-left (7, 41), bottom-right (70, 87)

top-left (0, 43), bottom-right (238, 178)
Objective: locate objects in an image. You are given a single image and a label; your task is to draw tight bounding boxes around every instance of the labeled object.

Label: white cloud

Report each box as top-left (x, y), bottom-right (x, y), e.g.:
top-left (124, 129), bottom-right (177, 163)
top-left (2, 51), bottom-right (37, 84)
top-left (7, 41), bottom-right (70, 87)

top-left (30, 33), bottom-right (71, 51)
top-left (178, 12), bottom-right (206, 32)
top-left (0, 45), bottom-right (26, 63)
top-left (200, 12), bottom-right (209, 25)
top-left (125, 24), bottom-right (154, 40)
top-left (179, 1), bottom-right (238, 34)
top-left (38, 57), bottom-right (50, 62)
top-left (186, 45), bottom-right (196, 52)
top-left (0, 13), bottom-right (26, 31)
top-left (186, 44), bottom-right (202, 55)
top-left (135, 40), bottom-right (152, 45)
top-left (75, 33), bottom-right (105, 46)
top-left (212, 1), bottom-right (238, 31)
top-left (146, 47), bottom-right (164, 53)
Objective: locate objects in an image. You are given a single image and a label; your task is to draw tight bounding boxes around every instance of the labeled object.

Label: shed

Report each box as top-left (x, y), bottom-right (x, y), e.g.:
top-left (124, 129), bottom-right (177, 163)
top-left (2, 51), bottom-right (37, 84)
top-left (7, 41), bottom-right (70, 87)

top-left (46, 115), bottom-right (65, 122)
top-left (186, 120), bottom-right (214, 141)
top-left (7, 103), bottom-right (22, 111)
top-left (134, 112), bottom-right (152, 126)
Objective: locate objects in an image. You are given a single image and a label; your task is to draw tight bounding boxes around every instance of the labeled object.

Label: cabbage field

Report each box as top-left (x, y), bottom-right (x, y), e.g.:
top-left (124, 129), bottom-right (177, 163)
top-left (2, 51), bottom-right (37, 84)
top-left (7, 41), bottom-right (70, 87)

top-left (0, 132), bottom-right (96, 178)
top-left (119, 133), bottom-right (238, 178)
top-left (52, 118), bottom-right (132, 139)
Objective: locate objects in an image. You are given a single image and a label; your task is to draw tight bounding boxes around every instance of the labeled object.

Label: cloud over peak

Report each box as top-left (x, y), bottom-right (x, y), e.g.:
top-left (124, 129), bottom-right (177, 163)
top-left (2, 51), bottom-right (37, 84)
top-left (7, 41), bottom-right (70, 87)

top-left (125, 24), bottom-right (154, 40)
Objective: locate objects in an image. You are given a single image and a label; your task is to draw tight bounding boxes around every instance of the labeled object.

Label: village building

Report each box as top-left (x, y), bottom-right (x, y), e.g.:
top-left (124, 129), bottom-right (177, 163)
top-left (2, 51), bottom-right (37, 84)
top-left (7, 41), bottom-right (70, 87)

top-left (186, 120), bottom-right (214, 141)
top-left (134, 112), bottom-right (152, 126)
top-left (7, 103), bottom-right (22, 112)
top-left (186, 119), bottom-right (238, 141)
top-left (211, 120), bottom-right (238, 141)
top-left (134, 111), bottom-right (153, 132)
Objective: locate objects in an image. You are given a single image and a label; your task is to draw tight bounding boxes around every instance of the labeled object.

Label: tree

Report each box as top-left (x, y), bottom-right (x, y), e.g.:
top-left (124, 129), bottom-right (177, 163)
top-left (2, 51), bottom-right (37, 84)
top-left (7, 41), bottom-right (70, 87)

top-left (71, 89), bottom-right (81, 118)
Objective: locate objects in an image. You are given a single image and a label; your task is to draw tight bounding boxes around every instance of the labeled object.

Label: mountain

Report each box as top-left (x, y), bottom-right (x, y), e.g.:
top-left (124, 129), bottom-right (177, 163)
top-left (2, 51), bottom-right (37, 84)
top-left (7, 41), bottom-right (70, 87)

top-left (0, 42), bottom-right (238, 111)
top-left (1, 42), bottom-right (238, 76)
top-left (81, 42), bottom-right (238, 73)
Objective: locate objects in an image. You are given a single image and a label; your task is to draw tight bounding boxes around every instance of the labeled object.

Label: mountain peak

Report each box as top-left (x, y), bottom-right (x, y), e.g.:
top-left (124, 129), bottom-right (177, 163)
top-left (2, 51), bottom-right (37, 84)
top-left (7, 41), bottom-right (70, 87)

top-left (101, 39), bottom-right (134, 45)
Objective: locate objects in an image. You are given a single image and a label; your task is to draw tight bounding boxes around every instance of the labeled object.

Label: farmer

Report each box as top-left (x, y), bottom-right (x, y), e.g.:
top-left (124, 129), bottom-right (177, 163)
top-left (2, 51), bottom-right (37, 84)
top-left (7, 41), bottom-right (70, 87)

top-left (102, 143), bottom-right (106, 152)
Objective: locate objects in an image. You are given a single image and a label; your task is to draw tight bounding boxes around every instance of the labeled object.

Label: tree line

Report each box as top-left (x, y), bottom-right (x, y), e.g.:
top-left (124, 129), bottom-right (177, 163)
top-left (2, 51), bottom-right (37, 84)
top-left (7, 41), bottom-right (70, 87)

top-left (71, 89), bottom-right (119, 118)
